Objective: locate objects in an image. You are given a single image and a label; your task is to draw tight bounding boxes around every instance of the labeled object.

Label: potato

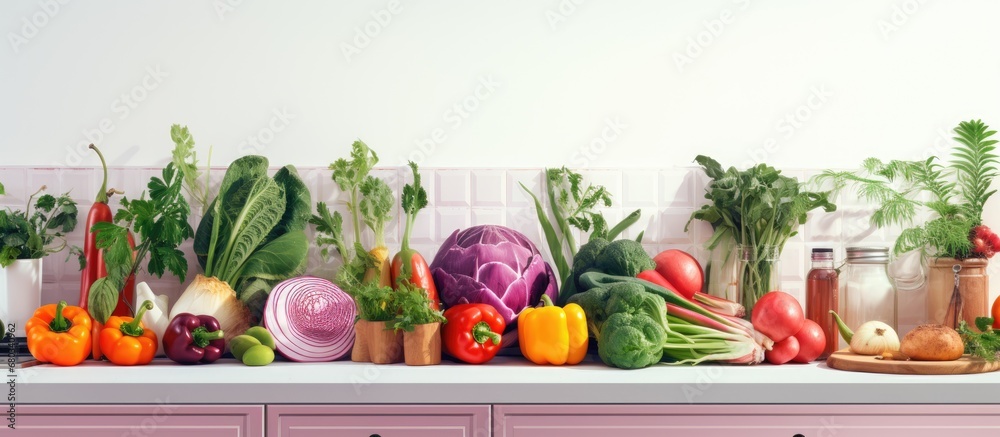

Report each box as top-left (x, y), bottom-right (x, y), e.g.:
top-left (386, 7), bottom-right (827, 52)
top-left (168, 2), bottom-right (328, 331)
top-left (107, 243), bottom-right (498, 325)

top-left (900, 324), bottom-right (964, 361)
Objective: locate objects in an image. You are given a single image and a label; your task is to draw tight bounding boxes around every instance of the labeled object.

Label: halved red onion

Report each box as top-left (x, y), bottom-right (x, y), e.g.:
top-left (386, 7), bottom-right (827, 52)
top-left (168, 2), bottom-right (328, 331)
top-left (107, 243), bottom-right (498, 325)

top-left (263, 276), bottom-right (357, 362)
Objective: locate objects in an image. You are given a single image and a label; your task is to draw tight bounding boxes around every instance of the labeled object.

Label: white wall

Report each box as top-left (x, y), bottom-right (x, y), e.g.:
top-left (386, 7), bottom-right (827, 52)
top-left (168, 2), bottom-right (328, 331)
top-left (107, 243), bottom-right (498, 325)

top-left (3, 0), bottom-right (1000, 170)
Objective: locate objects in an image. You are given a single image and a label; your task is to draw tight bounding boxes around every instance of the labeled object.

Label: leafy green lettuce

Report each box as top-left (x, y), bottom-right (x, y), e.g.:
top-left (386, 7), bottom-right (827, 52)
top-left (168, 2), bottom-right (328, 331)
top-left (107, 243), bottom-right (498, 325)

top-left (194, 155), bottom-right (311, 319)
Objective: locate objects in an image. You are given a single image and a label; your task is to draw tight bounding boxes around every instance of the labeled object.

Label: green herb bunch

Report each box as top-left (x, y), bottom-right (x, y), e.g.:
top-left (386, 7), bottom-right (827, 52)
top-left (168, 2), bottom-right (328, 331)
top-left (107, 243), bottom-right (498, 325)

top-left (686, 156), bottom-right (837, 308)
top-left (169, 124), bottom-right (212, 213)
top-left (353, 281), bottom-right (398, 322)
top-left (358, 174), bottom-right (394, 251)
top-left (958, 317), bottom-right (1000, 362)
top-left (310, 140), bottom-right (384, 290)
top-left (818, 120), bottom-right (998, 258)
top-left (88, 164), bottom-right (193, 322)
top-left (391, 282), bottom-right (446, 332)
top-left (0, 186), bottom-right (82, 268)
top-left (521, 167), bottom-right (642, 301)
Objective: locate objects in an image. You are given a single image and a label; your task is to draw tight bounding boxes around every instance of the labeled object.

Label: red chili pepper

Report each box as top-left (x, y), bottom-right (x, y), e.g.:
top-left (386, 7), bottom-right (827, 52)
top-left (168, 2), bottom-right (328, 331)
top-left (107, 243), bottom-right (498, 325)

top-left (79, 144), bottom-right (135, 319)
top-left (442, 303), bottom-right (505, 364)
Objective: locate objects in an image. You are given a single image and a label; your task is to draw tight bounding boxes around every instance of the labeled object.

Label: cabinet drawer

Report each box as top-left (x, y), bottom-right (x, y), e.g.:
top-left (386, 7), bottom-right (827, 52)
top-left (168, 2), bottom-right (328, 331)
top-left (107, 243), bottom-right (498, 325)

top-left (268, 404), bottom-right (490, 437)
top-left (15, 405), bottom-right (263, 437)
top-left (495, 405), bottom-right (1000, 437)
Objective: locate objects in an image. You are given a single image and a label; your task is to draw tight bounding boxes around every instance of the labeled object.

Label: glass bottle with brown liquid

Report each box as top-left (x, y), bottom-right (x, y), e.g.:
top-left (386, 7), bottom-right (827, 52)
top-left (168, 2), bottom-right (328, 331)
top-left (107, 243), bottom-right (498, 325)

top-left (806, 248), bottom-right (838, 359)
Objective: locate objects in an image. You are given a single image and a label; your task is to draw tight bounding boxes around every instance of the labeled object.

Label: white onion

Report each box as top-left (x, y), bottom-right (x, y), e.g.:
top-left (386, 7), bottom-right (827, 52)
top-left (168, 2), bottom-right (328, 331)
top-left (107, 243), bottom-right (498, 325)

top-left (263, 276), bottom-right (357, 362)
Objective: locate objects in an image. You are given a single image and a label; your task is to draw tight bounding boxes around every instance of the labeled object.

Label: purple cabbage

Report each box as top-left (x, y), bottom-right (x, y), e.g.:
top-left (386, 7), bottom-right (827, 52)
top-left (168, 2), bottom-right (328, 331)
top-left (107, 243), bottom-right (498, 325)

top-left (430, 225), bottom-right (559, 325)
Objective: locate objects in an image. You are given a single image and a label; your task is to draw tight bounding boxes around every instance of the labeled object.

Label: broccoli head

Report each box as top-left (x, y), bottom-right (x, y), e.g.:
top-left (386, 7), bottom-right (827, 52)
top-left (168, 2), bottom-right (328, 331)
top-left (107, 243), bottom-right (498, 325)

top-left (567, 286), bottom-right (611, 336)
top-left (596, 239), bottom-right (654, 277)
top-left (605, 282), bottom-right (668, 327)
top-left (571, 237), bottom-right (609, 287)
top-left (597, 312), bottom-right (666, 369)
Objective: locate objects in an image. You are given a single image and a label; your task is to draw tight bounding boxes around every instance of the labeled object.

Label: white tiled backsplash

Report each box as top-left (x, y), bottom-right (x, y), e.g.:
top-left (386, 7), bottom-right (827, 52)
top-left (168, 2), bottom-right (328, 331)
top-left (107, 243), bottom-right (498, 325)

top-left (2, 165), bottom-right (997, 333)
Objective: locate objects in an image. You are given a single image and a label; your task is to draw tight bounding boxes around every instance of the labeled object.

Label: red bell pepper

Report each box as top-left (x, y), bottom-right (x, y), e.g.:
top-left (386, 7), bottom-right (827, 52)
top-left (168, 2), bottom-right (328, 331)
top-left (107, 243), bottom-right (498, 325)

top-left (390, 162), bottom-right (439, 309)
top-left (79, 144), bottom-right (135, 318)
top-left (442, 303), bottom-right (505, 364)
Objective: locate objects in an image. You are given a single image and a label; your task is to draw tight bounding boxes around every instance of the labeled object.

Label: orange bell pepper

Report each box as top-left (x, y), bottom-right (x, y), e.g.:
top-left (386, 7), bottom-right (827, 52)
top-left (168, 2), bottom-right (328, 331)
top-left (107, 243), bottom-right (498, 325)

top-left (100, 300), bottom-right (157, 366)
top-left (26, 300), bottom-right (92, 366)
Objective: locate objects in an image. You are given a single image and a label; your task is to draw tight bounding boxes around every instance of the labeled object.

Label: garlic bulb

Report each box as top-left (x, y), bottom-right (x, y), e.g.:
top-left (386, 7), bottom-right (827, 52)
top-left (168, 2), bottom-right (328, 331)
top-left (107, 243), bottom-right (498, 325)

top-left (850, 321), bottom-right (900, 356)
top-left (135, 282), bottom-right (170, 357)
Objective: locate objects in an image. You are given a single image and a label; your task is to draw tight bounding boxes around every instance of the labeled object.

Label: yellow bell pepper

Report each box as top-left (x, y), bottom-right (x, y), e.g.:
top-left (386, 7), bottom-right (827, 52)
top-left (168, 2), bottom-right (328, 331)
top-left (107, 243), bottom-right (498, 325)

top-left (518, 295), bottom-right (588, 365)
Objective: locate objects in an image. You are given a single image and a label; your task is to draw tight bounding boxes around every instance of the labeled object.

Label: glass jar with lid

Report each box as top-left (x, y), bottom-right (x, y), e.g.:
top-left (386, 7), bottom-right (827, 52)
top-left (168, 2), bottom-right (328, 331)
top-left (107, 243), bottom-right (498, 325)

top-left (839, 247), bottom-right (896, 346)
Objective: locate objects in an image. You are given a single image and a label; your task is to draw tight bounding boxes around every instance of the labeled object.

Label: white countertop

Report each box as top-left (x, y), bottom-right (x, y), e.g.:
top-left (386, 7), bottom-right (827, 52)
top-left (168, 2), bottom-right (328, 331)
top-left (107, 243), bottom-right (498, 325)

top-left (17, 356), bottom-right (1000, 405)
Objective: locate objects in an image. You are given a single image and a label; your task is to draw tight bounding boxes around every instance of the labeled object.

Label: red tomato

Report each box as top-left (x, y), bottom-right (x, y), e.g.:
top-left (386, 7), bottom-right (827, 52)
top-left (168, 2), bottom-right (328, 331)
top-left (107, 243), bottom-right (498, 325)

top-left (751, 291), bottom-right (805, 343)
top-left (791, 319), bottom-right (826, 363)
top-left (652, 250), bottom-right (703, 300)
top-left (765, 335), bottom-right (799, 365)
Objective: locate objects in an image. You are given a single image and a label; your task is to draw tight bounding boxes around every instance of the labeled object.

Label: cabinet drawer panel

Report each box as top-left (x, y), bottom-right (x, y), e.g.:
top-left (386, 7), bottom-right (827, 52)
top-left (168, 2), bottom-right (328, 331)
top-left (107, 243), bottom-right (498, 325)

top-left (495, 405), bottom-right (1000, 437)
top-left (15, 405), bottom-right (264, 437)
top-left (269, 404), bottom-right (490, 437)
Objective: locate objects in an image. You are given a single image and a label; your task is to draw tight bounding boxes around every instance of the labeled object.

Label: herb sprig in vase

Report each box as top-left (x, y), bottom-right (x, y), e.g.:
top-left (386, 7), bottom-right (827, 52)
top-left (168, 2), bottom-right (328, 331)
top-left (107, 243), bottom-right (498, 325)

top-left (687, 156), bottom-right (837, 314)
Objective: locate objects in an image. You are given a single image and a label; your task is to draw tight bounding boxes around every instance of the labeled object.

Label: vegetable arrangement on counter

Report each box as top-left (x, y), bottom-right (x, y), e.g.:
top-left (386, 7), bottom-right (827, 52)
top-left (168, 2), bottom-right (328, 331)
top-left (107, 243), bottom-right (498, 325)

top-left (17, 121), bottom-right (1000, 375)
top-left (17, 135), bottom-right (766, 369)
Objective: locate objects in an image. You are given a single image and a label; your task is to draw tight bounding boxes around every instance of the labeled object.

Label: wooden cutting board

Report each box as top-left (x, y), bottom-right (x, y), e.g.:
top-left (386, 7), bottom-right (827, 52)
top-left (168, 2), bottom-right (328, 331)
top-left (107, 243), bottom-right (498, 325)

top-left (826, 349), bottom-right (1000, 375)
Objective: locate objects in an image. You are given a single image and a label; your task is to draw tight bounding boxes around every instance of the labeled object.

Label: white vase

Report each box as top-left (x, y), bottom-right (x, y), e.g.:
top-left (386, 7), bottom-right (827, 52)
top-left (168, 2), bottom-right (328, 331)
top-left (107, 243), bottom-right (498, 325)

top-left (0, 258), bottom-right (43, 337)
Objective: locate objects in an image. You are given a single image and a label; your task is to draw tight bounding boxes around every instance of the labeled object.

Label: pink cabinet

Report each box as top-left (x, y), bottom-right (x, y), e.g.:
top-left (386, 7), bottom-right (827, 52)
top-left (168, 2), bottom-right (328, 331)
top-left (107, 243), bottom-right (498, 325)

top-left (18, 403), bottom-right (1000, 436)
top-left (494, 405), bottom-right (1000, 437)
top-left (14, 405), bottom-right (263, 437)
top-left (268, 405), bottom-right (490, 437)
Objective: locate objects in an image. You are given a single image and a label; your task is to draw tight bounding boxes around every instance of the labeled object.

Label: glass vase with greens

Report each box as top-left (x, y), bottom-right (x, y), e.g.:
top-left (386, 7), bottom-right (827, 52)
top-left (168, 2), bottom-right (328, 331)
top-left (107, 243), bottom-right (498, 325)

top-left (686, 156), bottom-right (836, 314)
